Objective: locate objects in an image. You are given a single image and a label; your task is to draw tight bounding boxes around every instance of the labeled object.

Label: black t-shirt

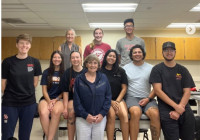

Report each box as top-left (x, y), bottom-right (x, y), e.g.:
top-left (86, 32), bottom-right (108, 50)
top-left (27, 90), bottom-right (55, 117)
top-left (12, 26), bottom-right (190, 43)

top-left (149, 62), bottom-right (195, 111)
top-left (60, 67), bottom-right (85, 100)
top-left (2, 55), bottom-right (42, 106)
top-left (101, 67), bottom-right (128, 100)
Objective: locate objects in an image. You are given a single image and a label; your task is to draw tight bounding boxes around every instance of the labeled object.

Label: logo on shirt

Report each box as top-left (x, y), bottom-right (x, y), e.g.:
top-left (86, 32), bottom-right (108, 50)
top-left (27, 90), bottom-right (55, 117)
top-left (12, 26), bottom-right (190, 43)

top-left (176, 73), bottom-right (182, 80)
top-left (27, 64), bottom-right (34, 72)
top-left (3, 114), bottom-right (8, 123)
top-left (91, 48), bottom-right (104, 62)
top-left (52, 76), bottom-right (60, 84)
top-left (124, 44), bottom-right (135, 51)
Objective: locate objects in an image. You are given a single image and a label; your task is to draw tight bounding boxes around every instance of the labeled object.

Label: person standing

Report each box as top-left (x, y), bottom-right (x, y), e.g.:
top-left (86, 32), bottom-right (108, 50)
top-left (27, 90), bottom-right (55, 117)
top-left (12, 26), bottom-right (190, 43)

top-left (101, 49), bottom-right (129, 140)
top-left (116, 18), bottom-right (145, 66)
top-left (149, 41), bottom-right (195, 140)
top-left (123, 45), bottom-right (160, 140)
top-left (83, 28), bottom-right (111, 64)
top-left (61, 51), bottom-right (85, 140)
top-left (38, 51), bottom-right (64, 140)
top-left (58, 28), bottom-right (82, 70)
top-left (1, 34), bottom-right (42, 140)
top-left (73, 54), bottom-right (111, 140)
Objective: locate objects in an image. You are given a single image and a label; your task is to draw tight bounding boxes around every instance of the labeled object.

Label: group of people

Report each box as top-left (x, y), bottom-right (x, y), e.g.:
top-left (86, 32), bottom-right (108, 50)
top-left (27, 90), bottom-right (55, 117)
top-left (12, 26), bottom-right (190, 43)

top-left (1, 18), bottom-right (196, 140)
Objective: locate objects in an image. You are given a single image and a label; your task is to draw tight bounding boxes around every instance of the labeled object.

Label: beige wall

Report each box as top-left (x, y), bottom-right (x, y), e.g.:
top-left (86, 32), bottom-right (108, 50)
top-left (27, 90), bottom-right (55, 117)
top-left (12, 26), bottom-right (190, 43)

top-left (2, 29), bottom-right (200, 102)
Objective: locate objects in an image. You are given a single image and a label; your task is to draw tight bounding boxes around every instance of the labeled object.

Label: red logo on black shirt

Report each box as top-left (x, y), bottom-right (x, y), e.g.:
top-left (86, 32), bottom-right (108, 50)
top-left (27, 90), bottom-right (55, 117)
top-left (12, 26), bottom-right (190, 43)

top-left (27, 64), bottom-right (34, 72)
top-left (4, 114), bottom-right (8, 123)
top-left (27, 64), bottom-right (34, 67)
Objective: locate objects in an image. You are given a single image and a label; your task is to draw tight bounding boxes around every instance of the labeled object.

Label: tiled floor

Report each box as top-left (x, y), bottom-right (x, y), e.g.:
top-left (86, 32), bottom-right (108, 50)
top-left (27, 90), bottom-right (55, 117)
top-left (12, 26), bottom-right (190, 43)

top-left (14, 118), bottom-right (153, 140)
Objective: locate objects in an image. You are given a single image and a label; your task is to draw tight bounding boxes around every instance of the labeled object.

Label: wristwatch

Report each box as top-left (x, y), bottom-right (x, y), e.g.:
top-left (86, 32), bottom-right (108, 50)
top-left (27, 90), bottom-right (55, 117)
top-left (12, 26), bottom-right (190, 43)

top-left (147, 97), bottom-right (152, 102)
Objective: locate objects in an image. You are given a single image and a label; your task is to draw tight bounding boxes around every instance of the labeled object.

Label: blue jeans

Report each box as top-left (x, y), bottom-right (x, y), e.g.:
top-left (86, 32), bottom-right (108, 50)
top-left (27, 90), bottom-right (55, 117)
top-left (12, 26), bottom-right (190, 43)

top-left (2, 103), bottom-right (37, 140)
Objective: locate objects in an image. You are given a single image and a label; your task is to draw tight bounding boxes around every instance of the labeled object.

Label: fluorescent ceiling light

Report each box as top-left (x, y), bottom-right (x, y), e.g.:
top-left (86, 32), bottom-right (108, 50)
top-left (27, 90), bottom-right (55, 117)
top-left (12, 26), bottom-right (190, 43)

top-left (190, 3), bottom-right (200, 12)
top-left (89, 23), bottom-right (123, 28)
top-left (167, 23), bottom-right (200, 28)
top-left (82, 3), bottom-right (138, 12)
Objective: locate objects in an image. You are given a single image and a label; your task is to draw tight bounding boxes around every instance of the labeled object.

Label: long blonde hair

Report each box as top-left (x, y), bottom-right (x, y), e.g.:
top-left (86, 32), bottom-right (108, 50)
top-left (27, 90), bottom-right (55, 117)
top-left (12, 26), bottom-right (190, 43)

top-left (90, 28), bottom-right (104, 50)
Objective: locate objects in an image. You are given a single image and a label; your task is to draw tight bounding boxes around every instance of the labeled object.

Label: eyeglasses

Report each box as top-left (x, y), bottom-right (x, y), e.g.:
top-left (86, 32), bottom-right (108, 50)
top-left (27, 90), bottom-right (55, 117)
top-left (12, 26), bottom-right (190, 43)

top-left (124, 25), bottom-right (134, 28)
top-left (163, 49), bottom-right (175, 53)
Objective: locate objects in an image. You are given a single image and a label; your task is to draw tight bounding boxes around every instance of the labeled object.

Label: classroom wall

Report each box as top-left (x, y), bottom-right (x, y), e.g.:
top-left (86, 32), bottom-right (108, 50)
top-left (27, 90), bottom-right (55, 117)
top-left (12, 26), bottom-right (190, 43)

top-left (2, 29), bottom-right (200, 102)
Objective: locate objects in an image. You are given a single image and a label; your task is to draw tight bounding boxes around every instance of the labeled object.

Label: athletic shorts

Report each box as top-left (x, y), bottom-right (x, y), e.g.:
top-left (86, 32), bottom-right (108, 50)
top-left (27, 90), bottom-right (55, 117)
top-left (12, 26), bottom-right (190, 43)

top-left (125, 96), bottom-right (158, 113)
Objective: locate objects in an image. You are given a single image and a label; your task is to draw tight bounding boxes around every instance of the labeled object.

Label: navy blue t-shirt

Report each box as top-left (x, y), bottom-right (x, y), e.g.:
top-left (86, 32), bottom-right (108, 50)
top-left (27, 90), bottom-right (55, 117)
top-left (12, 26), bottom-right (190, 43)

top-left (40, 69), bottom-right (62, 99)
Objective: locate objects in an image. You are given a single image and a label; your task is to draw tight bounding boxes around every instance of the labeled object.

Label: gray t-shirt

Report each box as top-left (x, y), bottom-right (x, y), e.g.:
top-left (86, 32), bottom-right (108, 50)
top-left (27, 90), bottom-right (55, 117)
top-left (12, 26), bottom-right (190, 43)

top-left (123, 62), bottom-right (152, 98)
top-left (116, 36), bottom-right (145, 66)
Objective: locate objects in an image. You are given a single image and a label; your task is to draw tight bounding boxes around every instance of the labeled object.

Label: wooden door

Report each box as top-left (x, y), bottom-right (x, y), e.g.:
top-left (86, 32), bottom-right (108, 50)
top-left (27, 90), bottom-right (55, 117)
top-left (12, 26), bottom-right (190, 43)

top-left (29, 37), bottom-right (40, 59)
top-left (141, 37), bottom-right (156, 60)
top-left (39, 37), bottom-right (54, 60)
top-left (2, 37), bottom-right (17, 60)
top-left (185, 38), bottom-right (200, 60)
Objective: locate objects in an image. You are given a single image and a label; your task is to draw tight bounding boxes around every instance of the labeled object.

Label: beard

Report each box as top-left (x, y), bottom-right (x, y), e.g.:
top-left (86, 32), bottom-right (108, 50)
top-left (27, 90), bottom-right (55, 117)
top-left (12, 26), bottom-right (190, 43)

top-left (163, 54), bottom-right (175, 61)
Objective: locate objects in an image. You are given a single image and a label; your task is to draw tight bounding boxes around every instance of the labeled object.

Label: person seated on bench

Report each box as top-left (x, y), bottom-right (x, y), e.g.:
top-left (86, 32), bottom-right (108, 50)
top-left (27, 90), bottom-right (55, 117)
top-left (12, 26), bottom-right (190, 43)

top-left (150, 41), bottom-right (195, 140)
top-left (73, 54), bottom-right (111, 140)
top-left (60, 51), bottom-right (85, 140)
top-left (101, 49), bottom-right (129, 140)
top-left (38, 51), bottom-right (64, 140)
top-left (123, 45), bottom-right (161, 140)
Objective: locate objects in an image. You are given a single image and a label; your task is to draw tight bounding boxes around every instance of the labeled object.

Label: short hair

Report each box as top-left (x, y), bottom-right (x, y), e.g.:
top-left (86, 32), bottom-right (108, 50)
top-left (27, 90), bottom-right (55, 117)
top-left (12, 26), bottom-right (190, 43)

top-left (16, 34), bottom-right (32, 43)
top-left (83, 54), bottom-right (100, 69)
top-left (65, 28), bottom-right (76, 36)
top-left (129, 45), bottom-right (146, 60)
top-left (124, 18), bottom-right (134, 26)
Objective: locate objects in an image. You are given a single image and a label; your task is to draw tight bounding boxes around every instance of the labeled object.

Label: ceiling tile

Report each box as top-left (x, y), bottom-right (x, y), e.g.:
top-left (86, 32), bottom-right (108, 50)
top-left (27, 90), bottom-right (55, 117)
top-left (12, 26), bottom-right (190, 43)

top-left (25, 3), bottom-right (83, 12)
top-left (2, 12), bottom-right (39, 18)
top-left (35, 12), bottom-right (85, 18)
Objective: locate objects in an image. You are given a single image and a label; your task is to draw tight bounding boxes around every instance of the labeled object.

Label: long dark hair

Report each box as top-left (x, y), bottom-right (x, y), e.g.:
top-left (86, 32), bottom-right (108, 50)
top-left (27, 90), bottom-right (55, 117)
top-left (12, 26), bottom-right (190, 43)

top-left (47, 51), bottom-right (64, 90)
top-left (102, 49), bottom-right (119, 74)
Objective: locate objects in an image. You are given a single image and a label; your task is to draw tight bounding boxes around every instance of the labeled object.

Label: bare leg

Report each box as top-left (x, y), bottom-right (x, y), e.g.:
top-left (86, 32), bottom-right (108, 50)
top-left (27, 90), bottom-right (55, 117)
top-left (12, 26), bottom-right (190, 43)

top-left (129, 106), bottom-right (142, 140)
top-left (106, 107), bottom-right (116, 140)
top-left (38, 100), bottom-right (50, 137)
top-left (47, 101), bottom-right (64, 140)
top-left (117, 101), bottom-right (129, 140)
top-left (67, 100), bottom-right (76, 140)
top-left (146, 107), bottom-right (161, 140)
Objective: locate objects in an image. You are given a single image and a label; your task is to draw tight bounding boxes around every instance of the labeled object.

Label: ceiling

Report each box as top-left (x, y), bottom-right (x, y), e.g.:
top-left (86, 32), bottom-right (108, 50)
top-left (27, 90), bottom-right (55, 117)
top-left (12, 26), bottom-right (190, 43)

top-left (2, 0), bottom-right (200, 30)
